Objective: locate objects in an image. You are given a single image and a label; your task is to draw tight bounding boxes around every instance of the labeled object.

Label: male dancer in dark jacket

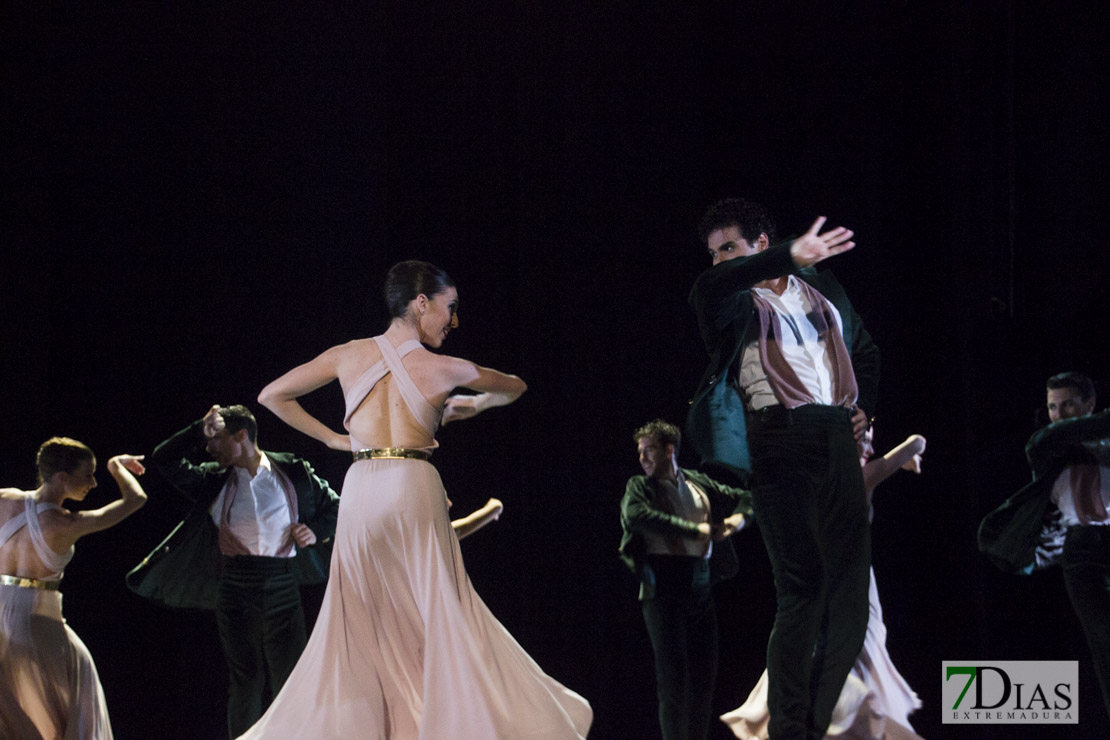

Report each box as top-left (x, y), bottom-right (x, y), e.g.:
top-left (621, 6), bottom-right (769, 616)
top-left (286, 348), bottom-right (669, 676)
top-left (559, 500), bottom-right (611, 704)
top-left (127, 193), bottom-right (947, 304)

top-left (685, 198), bottom-right (879, 740)
top-left (128, 404), bottom-right (340, 738)
top-left (980, 372), bottom-right (1110, 721)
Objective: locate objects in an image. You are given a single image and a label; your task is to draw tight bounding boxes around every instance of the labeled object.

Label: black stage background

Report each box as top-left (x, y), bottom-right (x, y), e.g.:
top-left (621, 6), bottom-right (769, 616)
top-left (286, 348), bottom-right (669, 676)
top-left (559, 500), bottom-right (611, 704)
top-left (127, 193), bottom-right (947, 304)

top-left (3, 4), bottom-right (1109, 738)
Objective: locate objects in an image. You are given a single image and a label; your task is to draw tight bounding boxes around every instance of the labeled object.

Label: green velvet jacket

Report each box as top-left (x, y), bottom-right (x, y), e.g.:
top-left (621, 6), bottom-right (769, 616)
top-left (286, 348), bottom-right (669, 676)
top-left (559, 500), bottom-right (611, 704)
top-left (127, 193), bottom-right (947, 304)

top-left (619, 467), bottom-right (753, 599)
top-left (126, 419), bottom-right (341, 609)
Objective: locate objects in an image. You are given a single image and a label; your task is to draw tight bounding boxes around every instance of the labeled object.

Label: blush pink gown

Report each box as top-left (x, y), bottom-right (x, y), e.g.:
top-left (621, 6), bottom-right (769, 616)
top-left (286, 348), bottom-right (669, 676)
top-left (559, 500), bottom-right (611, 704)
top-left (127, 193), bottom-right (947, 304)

top-left (0, 494), bottom-right (114, 739)
top-left (239, 337), bottom-right (592, 739)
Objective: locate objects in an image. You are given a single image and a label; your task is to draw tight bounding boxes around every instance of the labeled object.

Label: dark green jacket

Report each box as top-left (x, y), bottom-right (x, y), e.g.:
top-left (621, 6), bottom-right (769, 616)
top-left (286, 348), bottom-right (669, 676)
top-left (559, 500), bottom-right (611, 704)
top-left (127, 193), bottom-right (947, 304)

top-left (979, 409), bottom-right (1110, 574)
top-left (126, 420), bottom-right (341, 609)
top-left (685, 241), bottom-right (880, 481)
top-left (619, 467), bottom-right (753, 599)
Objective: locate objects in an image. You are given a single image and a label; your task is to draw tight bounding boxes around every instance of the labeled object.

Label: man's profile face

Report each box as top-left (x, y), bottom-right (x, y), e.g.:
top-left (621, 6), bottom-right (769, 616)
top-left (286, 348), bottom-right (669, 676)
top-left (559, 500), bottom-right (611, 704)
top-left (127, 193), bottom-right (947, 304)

top-left (706, 225), bottom-right (765, 266)
top-left (637, 436), bottom-right (673, 480)
top-left (1046, 386), bottom-right (1095, 423)
top-left (206, 427), bottom-right (248, 468)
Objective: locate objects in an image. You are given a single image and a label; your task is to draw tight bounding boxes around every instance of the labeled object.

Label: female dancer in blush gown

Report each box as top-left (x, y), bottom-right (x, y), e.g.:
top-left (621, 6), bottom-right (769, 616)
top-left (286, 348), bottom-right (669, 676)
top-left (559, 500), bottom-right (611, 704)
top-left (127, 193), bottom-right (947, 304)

top-left (722, 428), bottom-right (926, 740)
top-left (0, 437), bottom-right (148, 739)
top-left (240, 260), bottom-right (592, 739)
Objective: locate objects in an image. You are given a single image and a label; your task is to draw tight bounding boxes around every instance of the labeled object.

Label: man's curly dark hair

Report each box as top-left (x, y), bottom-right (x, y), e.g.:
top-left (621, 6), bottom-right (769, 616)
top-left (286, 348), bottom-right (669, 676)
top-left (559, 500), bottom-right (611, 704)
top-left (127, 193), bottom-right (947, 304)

top-left (697, 197), bottom-right (777, 246)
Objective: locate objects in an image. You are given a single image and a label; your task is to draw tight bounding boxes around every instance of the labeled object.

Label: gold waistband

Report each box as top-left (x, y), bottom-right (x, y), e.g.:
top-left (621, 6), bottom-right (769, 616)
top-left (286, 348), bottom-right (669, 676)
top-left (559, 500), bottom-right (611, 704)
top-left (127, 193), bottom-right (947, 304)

top-left (0, 574), bottom-right (61, 591)
top-left (352, 448), bottom-right (430, 462)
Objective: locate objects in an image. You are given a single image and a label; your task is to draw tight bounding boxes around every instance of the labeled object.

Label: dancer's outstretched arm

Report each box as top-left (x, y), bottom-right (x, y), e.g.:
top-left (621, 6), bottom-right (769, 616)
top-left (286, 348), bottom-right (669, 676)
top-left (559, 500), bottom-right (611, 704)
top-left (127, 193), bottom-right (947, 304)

top-left (862, 434), bottom-right (926, 507)
top-left (440, 358), bottom-right (527, 424)
top-left (452, 498), bottom-right (504, 540)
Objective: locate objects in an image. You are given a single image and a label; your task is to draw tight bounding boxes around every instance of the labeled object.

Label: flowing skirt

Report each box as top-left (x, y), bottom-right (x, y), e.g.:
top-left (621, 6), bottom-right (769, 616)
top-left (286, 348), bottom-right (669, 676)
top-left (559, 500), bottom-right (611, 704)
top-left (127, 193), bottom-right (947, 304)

top-left (721, 569), bottom-right (921, 739)
top-left (0, 584), bottom-right (113, 740)
top-left (239, 458), bottom-right (592, 739)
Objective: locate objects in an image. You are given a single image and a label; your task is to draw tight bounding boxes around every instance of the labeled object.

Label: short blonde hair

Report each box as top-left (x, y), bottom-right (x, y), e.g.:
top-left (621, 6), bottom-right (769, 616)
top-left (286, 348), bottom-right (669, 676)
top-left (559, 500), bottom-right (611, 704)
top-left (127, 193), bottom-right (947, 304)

top-left (633, 420), bottom-right (680, 453)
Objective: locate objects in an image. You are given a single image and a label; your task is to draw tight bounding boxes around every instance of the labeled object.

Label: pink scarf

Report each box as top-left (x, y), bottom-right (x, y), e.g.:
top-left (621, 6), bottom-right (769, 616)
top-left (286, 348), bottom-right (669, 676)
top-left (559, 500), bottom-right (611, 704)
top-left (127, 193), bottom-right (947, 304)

top-left (750, 279), bottom-right (858, 409)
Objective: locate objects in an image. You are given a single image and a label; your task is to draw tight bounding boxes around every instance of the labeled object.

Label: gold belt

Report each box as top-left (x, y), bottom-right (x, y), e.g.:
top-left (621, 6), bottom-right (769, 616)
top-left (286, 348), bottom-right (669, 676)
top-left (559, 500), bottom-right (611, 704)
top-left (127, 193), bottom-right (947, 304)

top-left (0, 574), bottom-right (61, 591)
top-left (352, 448), bottom-right (430, 462)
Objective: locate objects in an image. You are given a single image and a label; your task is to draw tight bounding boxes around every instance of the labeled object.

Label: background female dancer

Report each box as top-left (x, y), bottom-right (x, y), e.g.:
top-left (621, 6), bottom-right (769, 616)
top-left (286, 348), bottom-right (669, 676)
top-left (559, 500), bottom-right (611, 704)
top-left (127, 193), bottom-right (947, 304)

top-left (0, 437), bottom-right (148, 739)
top-left (240, 260), bottom-right (592, 738)
top-left (722, 428), bottom-right (926, 740)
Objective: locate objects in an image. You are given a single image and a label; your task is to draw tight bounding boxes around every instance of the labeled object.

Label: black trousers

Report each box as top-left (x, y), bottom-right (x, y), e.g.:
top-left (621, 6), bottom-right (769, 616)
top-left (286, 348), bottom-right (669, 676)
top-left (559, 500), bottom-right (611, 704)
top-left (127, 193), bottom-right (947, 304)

top-left (641, 554), bottom-right (718, 740)
top-left (747, 405), bottom-right (871, 740)
top-left (216, 555), bottom-right (307, 739)
top-left (1062, 525), bottom-right (1110, 722)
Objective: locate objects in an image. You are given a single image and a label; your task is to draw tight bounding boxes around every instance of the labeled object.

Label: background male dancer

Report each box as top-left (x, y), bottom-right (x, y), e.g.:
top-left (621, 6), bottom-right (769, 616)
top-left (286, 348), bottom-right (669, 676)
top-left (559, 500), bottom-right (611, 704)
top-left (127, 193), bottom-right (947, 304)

top-left (980, 371), bottom-right (1110, 721)
top-left (619, 419), bottom-right (752, 740)
top-left (128, 405), bottom-right (340, 738)
top-left (686, 198), bottom-right (879, 740)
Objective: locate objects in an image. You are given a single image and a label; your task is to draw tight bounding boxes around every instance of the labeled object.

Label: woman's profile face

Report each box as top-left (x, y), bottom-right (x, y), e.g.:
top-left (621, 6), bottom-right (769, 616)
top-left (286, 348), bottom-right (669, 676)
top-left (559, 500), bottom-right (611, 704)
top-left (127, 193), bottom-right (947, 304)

top-left (61, 458), bottom-right (98, 501)
top-left (419, 287), bottom-right (459, 348)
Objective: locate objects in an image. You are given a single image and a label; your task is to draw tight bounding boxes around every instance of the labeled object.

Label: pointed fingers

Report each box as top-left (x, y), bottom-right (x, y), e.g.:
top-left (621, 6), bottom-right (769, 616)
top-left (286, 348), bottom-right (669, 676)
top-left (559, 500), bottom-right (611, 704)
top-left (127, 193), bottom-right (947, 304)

top-left (805, 216), bottom-right (828, 236)
top-left (820, 226), bottom-right (854, 245)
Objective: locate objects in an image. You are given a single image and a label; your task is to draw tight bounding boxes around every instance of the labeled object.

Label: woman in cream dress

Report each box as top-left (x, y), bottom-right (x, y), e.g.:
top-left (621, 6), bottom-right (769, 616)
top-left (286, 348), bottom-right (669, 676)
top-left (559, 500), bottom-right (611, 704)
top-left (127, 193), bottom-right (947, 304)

top-left (0, 437), bottom-right (148, 739)
top-left (240, 261), bottom-right (591, 739)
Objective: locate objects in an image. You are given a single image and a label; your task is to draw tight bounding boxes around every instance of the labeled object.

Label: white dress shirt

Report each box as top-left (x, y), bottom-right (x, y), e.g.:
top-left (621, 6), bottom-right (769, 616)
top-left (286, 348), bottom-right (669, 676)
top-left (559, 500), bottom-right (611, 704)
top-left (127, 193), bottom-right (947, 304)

top-left (209, 452), bottom-right (297, 557)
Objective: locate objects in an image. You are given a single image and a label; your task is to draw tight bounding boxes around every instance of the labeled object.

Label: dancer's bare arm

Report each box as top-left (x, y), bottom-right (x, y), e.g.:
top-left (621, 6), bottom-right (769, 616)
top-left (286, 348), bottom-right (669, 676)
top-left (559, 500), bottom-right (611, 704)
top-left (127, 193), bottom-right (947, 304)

top-left (861, 434), bottom-right (926, 506)
top-left (452, 498), bottom-right (504, 540)
top-left (44, 455), bottom-right (149, 551)
top-left (258, 346), bottom-right (351, 450)
top-left (440, 359), bottom-right (527, 424)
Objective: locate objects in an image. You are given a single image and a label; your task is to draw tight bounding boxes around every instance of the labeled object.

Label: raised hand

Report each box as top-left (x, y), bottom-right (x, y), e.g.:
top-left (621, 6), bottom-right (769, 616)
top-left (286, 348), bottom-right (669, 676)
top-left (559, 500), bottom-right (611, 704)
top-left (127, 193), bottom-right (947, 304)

top-left (107, 454), bottom-right (146, 476)
top-left (789, 216), bottom-right (855, 268)
top-left (202, 405), bottom-right (225, 439)
top-left (900, 434), bottom-right (926, 474)
top-left (485, 498), bottom-right (504, 521)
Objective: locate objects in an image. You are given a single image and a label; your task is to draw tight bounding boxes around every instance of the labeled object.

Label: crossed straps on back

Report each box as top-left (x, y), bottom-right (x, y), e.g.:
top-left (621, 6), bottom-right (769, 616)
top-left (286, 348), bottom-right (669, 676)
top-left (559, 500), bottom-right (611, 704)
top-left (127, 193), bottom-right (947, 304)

top-left (0, 494), bottom-right (73, 578)
top-left (343, 336), bottom-right (442, 450)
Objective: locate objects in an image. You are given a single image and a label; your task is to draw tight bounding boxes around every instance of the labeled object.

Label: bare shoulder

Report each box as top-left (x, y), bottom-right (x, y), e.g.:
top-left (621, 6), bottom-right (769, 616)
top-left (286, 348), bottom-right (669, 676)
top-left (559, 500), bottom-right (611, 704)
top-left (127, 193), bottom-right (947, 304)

top-left (400, 351), bottom-right (474, 390)
top-left (330, 337), bottom-right (381, 370)
top-left (400, 345), bottom-right (453, 366)
top-left (37, 506), bottom-right (77, 536)
top-left (424, 352), bottom-right (474, 380)
top-left (338, 337), bottom-right (383, 357)
top-left (0, 490), bottom-right (26, 517)
top-left (39, 506), bottom-right (72, 521)
top-left (327, 338), bottom-right (376, 360)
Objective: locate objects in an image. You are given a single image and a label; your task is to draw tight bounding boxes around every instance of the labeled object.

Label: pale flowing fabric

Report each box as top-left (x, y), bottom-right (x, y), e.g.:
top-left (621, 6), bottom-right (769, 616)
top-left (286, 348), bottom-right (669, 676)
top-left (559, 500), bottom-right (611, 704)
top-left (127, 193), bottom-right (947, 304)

top-left (721, 568), bottom-right (921, 740)
top-left (239, 337), bottom-right (592, 739)
top-left (0, 494), bottom-right (114, 739)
